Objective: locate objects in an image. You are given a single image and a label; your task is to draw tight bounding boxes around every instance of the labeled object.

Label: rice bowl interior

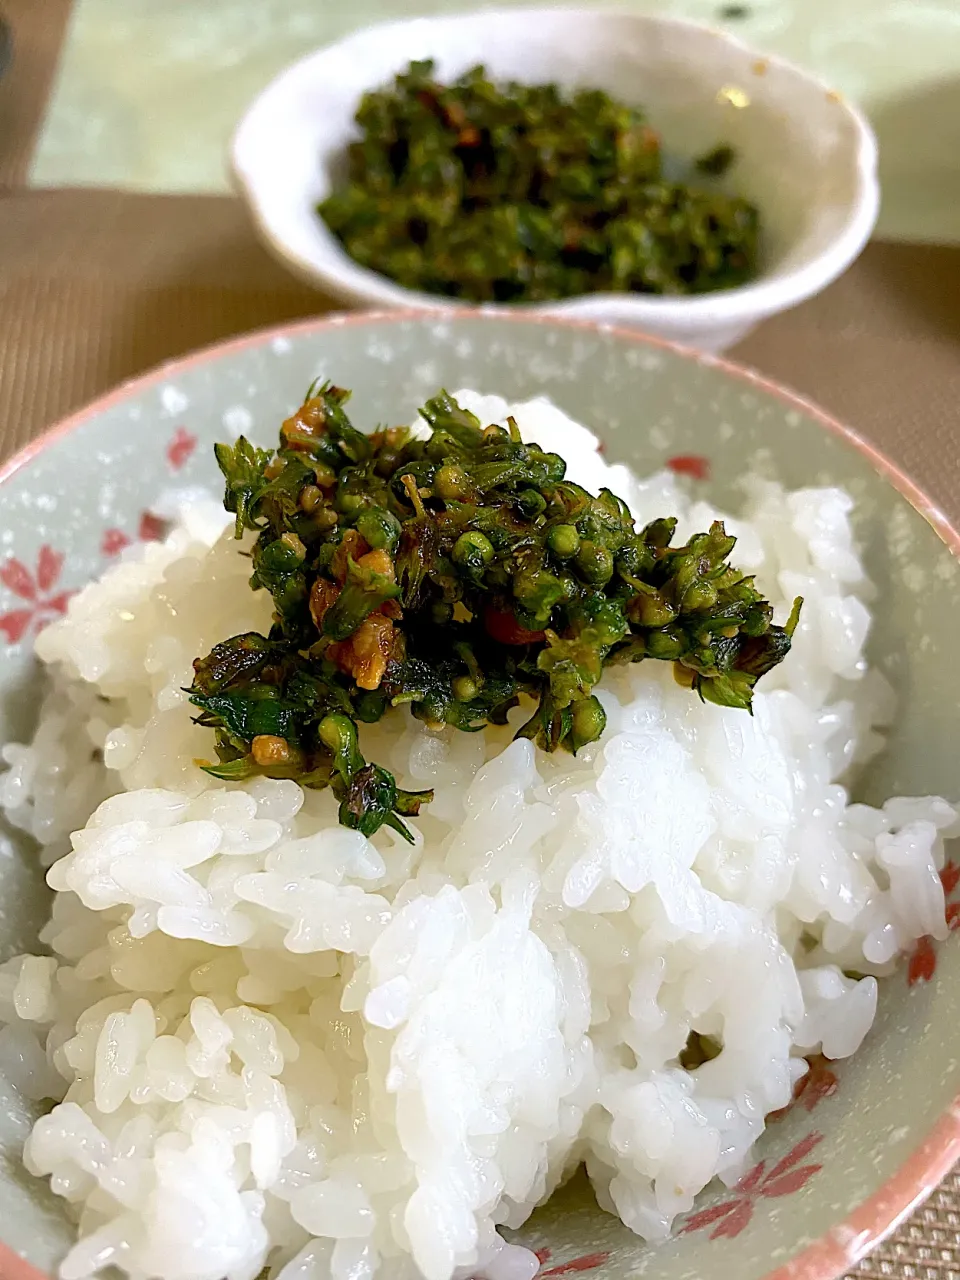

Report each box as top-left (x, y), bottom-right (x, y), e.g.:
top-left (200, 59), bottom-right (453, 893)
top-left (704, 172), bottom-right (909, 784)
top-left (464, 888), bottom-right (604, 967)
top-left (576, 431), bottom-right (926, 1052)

top-left (0, 317), bottom-right (958, 1280)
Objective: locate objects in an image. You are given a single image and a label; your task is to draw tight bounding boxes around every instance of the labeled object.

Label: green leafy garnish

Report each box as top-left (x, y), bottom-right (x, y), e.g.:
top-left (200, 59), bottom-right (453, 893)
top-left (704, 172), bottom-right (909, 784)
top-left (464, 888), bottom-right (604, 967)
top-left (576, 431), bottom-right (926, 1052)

top-left (189, 382), bottom-right (799, 841)
top-left (318, 60), bottom-right (760, 303)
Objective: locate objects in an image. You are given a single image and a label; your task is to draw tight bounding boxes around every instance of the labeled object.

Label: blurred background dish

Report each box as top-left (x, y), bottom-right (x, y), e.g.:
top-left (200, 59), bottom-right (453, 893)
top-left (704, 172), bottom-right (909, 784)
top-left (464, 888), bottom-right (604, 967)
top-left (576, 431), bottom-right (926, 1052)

top-left (231, 10), bottom-right (879, 353)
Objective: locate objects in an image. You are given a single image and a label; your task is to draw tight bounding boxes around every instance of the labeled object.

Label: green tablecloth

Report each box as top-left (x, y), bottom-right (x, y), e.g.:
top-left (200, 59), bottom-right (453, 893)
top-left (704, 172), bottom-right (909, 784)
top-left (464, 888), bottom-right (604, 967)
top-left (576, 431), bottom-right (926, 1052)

top-left (26, 0), bottom-right (960, 244)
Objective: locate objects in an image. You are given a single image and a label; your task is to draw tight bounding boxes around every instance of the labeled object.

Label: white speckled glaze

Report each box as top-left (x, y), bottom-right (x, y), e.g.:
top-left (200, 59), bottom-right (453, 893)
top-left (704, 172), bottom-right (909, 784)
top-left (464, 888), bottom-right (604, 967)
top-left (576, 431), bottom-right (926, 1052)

top-left (231, 9), bottom-right (880, 353)
top-left (1, 313), bottom-right (958, 1280)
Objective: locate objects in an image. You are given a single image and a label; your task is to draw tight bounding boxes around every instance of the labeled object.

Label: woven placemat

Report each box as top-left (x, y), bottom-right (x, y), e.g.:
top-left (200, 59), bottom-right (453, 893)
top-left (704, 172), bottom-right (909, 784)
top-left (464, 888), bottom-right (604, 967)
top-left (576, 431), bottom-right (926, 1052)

top-left (1, 188), bottom-right (958, 522)
top-left (1, 185), bottom-right (960, 1278)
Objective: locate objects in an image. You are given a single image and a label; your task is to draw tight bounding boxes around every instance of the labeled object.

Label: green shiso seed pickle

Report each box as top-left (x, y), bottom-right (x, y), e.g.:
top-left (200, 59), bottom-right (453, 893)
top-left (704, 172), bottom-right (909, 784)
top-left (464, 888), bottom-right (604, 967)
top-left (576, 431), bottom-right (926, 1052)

top-left (190, 381), bottom-right (800, 841)
top-left (318, 59), bottom-right (760, 303)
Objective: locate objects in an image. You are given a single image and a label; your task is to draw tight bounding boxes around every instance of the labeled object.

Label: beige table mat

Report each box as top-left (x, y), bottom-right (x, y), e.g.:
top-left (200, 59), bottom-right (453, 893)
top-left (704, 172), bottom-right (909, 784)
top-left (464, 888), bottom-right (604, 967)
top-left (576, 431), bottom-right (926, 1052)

top-left (0, 186), bottom-right (959, 1279)
top-left (1, 188), bottom-right (959, 514)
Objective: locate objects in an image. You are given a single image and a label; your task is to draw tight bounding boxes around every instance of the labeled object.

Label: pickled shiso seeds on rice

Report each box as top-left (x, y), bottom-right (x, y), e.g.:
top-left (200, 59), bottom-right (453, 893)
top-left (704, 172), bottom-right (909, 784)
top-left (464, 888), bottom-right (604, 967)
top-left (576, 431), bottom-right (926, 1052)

top-left (0, 391), bottom-right (955, 1280)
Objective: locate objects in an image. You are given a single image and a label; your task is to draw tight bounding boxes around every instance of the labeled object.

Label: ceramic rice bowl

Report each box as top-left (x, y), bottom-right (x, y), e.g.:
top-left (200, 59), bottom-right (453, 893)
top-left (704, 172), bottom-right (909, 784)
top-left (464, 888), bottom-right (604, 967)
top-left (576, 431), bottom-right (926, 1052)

top-left (0, 313), bottom-right (957, 1280)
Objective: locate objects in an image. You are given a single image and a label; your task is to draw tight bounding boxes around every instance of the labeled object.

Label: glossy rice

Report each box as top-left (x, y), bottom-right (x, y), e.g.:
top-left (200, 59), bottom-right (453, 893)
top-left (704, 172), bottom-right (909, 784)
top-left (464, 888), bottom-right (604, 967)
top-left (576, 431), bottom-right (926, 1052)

top-left (0, 392), bottom-right (955, 1280)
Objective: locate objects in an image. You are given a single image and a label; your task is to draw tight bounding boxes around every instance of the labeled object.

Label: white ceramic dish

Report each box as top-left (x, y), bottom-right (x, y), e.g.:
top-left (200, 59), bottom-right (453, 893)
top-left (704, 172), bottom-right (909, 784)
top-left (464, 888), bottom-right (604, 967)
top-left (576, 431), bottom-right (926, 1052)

top-left (231, 9), bottom-right (879, 354)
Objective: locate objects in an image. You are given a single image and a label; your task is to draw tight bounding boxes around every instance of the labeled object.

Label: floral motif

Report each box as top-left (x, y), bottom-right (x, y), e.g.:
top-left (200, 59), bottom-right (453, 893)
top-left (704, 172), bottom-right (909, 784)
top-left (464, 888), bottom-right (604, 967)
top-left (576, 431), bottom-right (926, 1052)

top-left (769, 1053), bottom-right (839, 1122)
top-left (792, 1054), bottom-right (839, 1111)
top-left (535, 1248), bottom-right (610, 1276)
top-left (666, 454), bottom-right (710, 481)
top-left (138, 511), bottom-right (169, 541)
top-left (941, 859), bottom-right (960, 897)
top-left (0, 546), bottom-right (73, 644)
top-left (680, 1132), bottom-right (823, 1241)
top-left (101, 511), bottom-right (170, 557)
top-left (166, 426), bottom-right (197, 471)
top-left (907, 859), bottom-right (960, 986)
top-left (101, 528), bottom-right (131, 556)
top-left (908, 935), bottom-right (938, 986)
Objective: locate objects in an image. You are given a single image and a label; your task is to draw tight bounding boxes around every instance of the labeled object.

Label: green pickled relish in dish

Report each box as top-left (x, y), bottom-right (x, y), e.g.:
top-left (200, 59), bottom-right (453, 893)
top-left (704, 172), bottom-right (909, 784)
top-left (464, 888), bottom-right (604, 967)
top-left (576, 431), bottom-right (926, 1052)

top-left (189, 382), bottom-right (799, 841)
top-left (317, 59), bottom-right (761, 303)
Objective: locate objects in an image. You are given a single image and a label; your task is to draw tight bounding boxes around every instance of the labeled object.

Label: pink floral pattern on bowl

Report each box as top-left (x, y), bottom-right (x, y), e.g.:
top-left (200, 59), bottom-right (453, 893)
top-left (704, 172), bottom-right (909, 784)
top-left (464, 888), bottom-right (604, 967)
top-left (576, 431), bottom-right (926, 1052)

top-left (682, 1134), bottom-right (825, 1241)
top-left (0, 547), bottom-right (72, 644)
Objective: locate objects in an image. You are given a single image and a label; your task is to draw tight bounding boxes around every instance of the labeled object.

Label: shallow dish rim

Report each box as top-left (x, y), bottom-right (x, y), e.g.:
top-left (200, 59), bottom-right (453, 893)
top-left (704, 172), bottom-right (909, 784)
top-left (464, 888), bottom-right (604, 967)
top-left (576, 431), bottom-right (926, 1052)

top-left (229, 7), bottom-right (881, 329)
top-left (1, 308), bottom-right (957, 1280)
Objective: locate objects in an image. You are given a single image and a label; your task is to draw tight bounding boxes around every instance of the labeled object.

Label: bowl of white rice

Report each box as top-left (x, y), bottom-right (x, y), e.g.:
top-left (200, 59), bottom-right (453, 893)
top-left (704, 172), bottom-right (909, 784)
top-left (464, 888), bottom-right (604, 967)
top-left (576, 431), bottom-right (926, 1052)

top-left (0, 311), bottom-right (958, 1280)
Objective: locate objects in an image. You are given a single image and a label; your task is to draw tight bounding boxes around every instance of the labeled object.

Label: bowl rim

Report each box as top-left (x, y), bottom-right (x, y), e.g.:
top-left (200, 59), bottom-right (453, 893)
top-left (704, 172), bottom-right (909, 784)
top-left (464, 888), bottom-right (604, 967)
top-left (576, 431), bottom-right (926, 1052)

top-left (230, 6), bottom-right (881, 326)
top-left (1, 308), bottom-right (958, 1280)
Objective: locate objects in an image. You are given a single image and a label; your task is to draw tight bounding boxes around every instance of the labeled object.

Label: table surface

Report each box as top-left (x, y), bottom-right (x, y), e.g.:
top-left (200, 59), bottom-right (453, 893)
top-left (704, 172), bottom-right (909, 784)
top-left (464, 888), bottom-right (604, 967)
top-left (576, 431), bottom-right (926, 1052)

top-left (27, 0), bottom-right (960, 243)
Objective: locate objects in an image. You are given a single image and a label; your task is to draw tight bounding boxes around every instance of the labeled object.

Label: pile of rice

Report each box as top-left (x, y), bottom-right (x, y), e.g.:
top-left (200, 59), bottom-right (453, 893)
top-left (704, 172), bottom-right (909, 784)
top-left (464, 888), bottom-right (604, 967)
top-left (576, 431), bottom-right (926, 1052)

top-left (1, 392), bottom-right (956, 1280)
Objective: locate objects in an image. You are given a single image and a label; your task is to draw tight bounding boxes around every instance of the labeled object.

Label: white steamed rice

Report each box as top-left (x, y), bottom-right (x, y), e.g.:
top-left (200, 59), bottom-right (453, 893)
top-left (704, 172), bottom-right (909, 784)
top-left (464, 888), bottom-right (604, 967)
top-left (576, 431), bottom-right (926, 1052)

top-left (0, 391), bottom-right (956, 1280)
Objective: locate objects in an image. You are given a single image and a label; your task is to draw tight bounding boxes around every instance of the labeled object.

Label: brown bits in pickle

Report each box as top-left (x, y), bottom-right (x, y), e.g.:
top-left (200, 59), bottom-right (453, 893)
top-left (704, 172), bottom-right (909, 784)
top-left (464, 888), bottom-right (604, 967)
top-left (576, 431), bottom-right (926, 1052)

top-left (330, 529), bottom-right (370, 582)
top-left (280, 396), bottom-right (328, 447)
top-left (328, 614), bottom-right (397, 690)
top-left (310, 578), bottom-right (341, 631)
top-left (356, 547), bottom-right (395, 580)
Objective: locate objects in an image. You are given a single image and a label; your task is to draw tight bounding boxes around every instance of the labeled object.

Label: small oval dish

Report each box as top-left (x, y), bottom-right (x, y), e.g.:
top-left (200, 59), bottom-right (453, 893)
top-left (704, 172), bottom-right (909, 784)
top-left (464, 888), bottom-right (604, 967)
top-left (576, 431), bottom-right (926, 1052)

top-left (231, 9), bottom-right (879, 353)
